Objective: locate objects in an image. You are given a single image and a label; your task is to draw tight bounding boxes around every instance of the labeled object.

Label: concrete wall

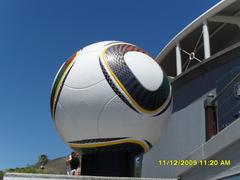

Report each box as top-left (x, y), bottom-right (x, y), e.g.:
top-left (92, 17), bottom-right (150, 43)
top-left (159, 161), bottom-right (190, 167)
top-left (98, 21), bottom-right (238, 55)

top-left (142, 47), bottom-right (240, 179)
top-left (142, 94), bottom-right (207, 178)
top-left (3, 173), bottom-right (177, 180)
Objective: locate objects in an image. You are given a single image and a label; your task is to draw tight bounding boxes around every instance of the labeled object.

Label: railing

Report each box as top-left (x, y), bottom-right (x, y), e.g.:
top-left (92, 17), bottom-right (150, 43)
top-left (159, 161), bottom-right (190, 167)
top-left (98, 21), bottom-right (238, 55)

top-left (205, 67), bottom-right (240, 141)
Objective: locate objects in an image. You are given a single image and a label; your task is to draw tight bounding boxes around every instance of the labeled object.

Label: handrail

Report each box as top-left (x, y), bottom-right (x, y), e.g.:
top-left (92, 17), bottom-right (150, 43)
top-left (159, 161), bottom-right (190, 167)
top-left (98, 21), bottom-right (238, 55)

top-left (211, 71), bottom-right (240, 105)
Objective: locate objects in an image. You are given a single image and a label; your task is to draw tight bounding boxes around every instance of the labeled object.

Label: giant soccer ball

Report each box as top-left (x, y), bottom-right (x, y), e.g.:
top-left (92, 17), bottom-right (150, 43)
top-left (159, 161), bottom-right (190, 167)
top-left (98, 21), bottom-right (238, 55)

top-left (50, 41), bottom-right (172, 155)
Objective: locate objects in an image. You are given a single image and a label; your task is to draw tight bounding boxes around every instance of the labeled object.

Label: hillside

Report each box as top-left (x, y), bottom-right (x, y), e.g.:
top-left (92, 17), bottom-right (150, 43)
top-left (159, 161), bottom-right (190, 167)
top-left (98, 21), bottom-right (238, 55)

top-left (0, 156), bottom-right (68, 180)
top-left (39, 157), bottom-right (68, 175)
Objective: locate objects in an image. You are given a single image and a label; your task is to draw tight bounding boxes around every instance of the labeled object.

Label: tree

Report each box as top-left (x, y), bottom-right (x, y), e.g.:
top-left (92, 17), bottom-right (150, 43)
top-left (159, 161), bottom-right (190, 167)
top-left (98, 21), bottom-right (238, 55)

top-left (38, 154), bottom-right (49, 166)
top-left (0, 171), bottom-right (4, 180)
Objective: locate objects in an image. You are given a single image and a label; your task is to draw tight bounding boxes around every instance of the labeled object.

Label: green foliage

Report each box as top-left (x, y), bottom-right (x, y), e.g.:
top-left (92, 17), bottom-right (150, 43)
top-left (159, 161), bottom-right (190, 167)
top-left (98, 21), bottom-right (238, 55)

top-left (0, 171), bottom-right (4, 180)
top-left (6, 166), bottom-right (44, 174)
top-left (38, 154), bottom-right (49, 165)
top-left (1, 154), bottom-right (67, 177)
top-left (0, 154), bottom-right (50, 179)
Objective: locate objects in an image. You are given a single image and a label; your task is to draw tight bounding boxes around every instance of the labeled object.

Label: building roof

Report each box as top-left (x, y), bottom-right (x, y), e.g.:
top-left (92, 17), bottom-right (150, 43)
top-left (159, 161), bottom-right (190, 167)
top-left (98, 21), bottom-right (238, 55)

top-left (157, 0), bottom-right (240, 77)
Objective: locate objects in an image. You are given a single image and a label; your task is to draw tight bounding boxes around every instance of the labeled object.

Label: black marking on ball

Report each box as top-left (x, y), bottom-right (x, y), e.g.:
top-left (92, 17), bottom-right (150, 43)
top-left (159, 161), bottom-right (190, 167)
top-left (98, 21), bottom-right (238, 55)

top-left (101, 43), bottom-right (171, 115)
top-left (99, 58), bottom-right (138, 113)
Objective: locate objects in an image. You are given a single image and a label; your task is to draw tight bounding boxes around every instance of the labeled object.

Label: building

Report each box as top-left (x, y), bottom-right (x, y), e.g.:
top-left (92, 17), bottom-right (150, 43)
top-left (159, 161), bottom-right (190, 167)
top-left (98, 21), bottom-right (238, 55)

top-left (142, 0), bottom-right (240, 179)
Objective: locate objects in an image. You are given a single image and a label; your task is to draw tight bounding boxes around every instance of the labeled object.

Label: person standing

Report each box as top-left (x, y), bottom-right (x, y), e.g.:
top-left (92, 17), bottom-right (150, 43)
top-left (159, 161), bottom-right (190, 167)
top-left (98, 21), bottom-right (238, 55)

top-left (66, 152), bottom-right (81, 175)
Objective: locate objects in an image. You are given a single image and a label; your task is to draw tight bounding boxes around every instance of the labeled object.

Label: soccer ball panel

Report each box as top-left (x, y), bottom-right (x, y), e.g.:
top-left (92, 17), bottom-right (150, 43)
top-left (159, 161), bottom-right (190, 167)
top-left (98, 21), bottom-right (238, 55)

top-left (81, 41), bottom-right (117, 54)
top-left (124, 51), bottom-right (163, 91)
top-left (55, 102), bottom-right (82, 142)
top-left (98, 95), bottom-right (172, 145)
top-left (65, 51), bottom-right (105, 89)
top-left (99, 43), bottom-right (171, 116)
top-left (56, 79), bottom-right (116, 141)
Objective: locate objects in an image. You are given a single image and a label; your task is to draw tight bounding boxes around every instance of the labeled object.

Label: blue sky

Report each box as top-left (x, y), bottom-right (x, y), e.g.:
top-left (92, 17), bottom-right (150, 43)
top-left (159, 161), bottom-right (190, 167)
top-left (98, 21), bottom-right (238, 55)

top-left (0, 0), bottom-right (219, 170)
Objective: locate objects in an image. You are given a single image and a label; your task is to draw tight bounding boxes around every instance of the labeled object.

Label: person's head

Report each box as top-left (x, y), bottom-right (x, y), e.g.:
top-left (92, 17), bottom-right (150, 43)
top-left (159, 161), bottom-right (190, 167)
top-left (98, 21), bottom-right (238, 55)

top-left (71, 152), bottom-right (76, 158)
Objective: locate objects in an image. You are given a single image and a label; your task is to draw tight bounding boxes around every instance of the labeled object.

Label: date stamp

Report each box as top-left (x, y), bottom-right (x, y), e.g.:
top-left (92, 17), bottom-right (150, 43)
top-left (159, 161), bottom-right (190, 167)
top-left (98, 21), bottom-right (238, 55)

top-left (158, 159), bottom-right (231, 167)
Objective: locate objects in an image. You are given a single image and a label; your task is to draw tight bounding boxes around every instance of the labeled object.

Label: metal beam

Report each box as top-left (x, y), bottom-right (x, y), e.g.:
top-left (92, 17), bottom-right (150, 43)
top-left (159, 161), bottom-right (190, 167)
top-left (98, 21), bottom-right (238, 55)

top-left (209, 15), bottom-right (240, 28)
top-left (175, 43), bottom-right (182, 75)
top-left (203, 21), bottom-right (211, 59)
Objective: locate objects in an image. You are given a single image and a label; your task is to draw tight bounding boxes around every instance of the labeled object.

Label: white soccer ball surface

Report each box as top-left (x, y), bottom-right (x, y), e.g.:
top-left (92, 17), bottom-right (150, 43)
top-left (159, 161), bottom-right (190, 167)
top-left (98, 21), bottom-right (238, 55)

top-left (50, 41), bottom-right (172, 155)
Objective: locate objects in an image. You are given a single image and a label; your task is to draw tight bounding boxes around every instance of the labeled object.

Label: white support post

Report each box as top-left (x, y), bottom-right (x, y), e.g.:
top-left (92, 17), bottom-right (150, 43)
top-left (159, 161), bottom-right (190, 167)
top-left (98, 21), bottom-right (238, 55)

top-left (203, 21), bottom-right (211, 59)
top-left (175, 43), bottom-right (182, 75)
